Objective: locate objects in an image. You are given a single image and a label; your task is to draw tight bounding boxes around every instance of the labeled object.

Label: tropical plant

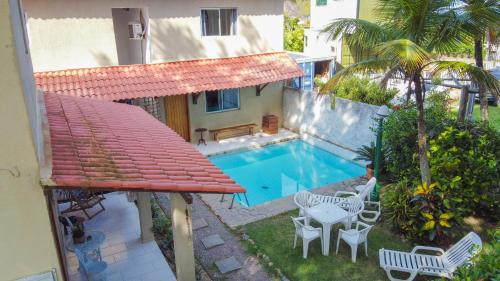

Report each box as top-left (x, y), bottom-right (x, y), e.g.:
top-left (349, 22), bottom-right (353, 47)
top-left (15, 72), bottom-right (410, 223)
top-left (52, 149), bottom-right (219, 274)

top-left (354, 142), bottom-right (389, 173)
top-left (429, 125), bottom-right (500, 220)
top-left (380, 179), bottom-right (418, 238)
top-left (411, 182), bottom-right (455, 241)
top-left (320, 0), bottom-right (500, 186)
top-left (451, 0), bottom-right (500, 125)
top-left (383, 91), bottom-right (452, 181)
top-left (284, 15), bottom-right (304, 52)
top-left (331, 76), bottom-right (397, 106)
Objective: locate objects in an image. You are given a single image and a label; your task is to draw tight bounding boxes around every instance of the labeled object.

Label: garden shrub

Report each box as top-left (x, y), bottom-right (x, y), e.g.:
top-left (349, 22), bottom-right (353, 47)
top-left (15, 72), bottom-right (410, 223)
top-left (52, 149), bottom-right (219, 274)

top-left (381, 179), bottom-right (418, 239)
top-left (382, 90), bottom-right (499, 243)
top-left (332, 76), bottom-right (397, 106)
top-left (429, 125), bottom-right (500, 221)
top-left (411, 182), bottom-right (456, 242)
top-left (452, 229), bottom-right (500, 281)
top-left (383, 90), bottom-right (452, 181)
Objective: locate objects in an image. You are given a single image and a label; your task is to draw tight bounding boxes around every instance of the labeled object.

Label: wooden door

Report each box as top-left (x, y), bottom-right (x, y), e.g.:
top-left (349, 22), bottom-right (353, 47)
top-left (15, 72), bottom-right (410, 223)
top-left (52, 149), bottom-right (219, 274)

top-left (164, 95), bottom-right (190, 141)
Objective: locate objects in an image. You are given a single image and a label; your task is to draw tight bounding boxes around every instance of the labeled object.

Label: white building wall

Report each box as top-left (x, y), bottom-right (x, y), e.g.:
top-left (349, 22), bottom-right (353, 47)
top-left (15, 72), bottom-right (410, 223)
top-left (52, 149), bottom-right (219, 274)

top-left (283, 88), bottom-right (379, 152)
top-left (304, 0), bottom-right (359, 61)
top-left (24, 0), bottom-right (284, 71)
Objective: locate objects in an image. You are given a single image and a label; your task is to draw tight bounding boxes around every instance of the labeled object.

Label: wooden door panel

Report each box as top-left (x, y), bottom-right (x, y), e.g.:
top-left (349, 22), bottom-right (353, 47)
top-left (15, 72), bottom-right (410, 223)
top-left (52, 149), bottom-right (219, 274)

top-left (164, 95), bottom-right (190, 141)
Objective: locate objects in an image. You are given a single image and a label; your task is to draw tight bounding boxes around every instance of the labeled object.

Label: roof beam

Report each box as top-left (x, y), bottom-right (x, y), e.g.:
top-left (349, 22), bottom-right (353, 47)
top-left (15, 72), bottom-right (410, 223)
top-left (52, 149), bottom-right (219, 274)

top-left (256, 83), bottom-right (269, 96)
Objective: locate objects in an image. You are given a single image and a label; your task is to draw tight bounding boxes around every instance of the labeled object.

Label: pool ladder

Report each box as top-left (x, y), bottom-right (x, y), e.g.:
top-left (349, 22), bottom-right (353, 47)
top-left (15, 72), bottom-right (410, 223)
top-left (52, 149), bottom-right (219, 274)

top-left (220, 193), bottom-right (250, 209)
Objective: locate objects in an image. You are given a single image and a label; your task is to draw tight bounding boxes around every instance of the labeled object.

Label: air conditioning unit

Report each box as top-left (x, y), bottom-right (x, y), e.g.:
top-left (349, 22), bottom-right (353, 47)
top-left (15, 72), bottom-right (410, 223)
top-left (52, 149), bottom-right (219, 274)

top-left (128, 21), bottom-right (144, 40)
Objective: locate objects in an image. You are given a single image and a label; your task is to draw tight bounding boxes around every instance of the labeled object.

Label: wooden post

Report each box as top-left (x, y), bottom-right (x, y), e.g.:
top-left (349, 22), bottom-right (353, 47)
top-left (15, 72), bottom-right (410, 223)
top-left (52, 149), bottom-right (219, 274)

top-left (457, 86), bottom-right (469, 122)
top-left (170, 193), bottom-right (195, 281)
top-left (137, 192), bottom-right (154, 243)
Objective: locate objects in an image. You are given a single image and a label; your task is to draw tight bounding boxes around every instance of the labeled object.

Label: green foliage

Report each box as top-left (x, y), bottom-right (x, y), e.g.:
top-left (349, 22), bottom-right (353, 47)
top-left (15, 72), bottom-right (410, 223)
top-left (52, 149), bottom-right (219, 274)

top-left (332, 76), bottom-right (397, 106)
top-left (453, 229), bottom-right (500, 281)
top-left (381, 179), bottom-right (418, 238)
top-left (429, 125), bottom-right (500, 221)
top-left (383, 91), bottom-right (451, 181)
top-left (151, 201), bottom-right (173, 249)
top-left (284, 15), bottom-right (304, 52)
top-left (411, 182), bottom-right (455, 242)
top-left (353, 142), bottom-right (389, 173)
top-left (383, 105), bottom-right (500, 243)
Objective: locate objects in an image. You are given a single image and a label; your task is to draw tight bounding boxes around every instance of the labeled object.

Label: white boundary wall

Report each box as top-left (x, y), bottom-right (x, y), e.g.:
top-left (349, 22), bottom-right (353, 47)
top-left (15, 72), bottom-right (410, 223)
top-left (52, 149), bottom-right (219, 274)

top-left (283, 88), bottom-right (380, 153)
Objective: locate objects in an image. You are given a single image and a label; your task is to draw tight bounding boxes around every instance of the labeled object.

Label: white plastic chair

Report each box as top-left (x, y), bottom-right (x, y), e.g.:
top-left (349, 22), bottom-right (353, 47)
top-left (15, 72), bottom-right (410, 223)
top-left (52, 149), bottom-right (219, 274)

top-left (336, 221), bottom-right (373, 263)
top-left (354, 177), bottom-right (377, 201)
top-left (291, 216), bottom-right (323, 259)
top-left (74, 248), bottom-right (108, 281)
top-left (379, 232), bottom-right (482, 281)
top-left (293, 191), bottom-right (319, 217)
top-left (336, 196), bottom-right (364, 229)
top-left (337, 178), bottom-right (381, 223)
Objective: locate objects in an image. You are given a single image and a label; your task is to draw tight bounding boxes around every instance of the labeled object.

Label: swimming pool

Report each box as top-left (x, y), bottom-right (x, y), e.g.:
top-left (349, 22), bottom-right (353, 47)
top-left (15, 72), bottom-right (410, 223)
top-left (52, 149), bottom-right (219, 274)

top-left (209, 139), bottom-right (365, 207)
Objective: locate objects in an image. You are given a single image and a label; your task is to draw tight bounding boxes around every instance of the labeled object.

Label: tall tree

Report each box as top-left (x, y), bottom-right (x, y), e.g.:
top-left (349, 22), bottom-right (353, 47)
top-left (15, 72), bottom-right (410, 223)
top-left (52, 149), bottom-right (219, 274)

top-left (321, 0), bottom-right (499, 185)
top-left (452, 0), bottom-right (500, 125)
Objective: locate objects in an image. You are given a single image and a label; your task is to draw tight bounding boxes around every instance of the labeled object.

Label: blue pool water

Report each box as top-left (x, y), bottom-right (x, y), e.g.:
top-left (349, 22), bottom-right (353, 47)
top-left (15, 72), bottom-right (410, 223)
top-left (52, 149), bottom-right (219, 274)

top-left (209, 140), bottom-right (364, 207)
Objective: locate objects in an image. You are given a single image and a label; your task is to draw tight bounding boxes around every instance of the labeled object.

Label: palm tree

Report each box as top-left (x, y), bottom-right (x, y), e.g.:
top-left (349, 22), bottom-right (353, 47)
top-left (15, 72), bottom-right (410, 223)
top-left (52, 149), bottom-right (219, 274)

top-left (452, 0), bottom-right (500, 125)
top-left (320, 0), bottom-right (499, 184)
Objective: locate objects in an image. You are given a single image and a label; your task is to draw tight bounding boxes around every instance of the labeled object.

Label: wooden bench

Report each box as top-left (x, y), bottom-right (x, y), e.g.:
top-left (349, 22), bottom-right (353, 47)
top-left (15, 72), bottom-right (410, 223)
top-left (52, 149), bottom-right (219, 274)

top-left (209, 123), bottom-right (257, 141)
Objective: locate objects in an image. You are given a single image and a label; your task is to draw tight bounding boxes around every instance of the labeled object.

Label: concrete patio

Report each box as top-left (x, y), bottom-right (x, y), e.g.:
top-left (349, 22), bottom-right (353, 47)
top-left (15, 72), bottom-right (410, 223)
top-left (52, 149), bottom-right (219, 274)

top-left (194, 128), bottom-right (299, 156)
top-left (64, 192), bottom-right (176, 281)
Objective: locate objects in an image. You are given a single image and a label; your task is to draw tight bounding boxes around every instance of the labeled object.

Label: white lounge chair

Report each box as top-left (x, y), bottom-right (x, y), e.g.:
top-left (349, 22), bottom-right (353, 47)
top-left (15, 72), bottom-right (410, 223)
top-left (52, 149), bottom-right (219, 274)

top-left (291, 216), bottom-right (323, 259)
top-left (336, 221), bottom-right (373, 263)
top-left (379, 232), bottom-right (482, 281)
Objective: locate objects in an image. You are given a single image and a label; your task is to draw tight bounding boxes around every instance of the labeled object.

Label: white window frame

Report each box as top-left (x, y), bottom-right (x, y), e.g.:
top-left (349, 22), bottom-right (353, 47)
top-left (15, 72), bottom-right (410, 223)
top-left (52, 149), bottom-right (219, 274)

top-left (200, 8), bottom-right (238, 37)
top-left (205, 89), bottom-right (240, 113)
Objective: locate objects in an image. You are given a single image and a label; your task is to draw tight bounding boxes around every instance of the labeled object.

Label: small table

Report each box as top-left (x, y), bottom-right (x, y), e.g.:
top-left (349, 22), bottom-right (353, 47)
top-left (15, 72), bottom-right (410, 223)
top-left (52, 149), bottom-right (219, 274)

top-left (306, 203), bottom-right (349, 256)
top-left (195, 128), bottom-right (207, 145)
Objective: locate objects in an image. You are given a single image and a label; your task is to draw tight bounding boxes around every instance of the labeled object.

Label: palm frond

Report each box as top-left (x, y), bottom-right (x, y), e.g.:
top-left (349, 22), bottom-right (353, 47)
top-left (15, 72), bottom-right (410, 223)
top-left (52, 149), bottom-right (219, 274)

top-left (319, 58), bottom-right (393, 94)
top-left (453, 0), bottom-right (500, 35)
top-left (429, 61), bottom-right (500, 96)
top-left (321, 18), bottom-right (391, 59)
top-left (375, 39), bottom-right (431, 74)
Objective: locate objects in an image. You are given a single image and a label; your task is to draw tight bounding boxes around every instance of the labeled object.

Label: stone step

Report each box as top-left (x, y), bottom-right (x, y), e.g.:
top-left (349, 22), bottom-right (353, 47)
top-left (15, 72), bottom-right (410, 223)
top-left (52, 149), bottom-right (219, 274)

top-left (192, 218), bottom-right (209, 230)
top-left (215, 256), bottom-right (242, 274)
top-left (201, 234), bottom-right (224, 249)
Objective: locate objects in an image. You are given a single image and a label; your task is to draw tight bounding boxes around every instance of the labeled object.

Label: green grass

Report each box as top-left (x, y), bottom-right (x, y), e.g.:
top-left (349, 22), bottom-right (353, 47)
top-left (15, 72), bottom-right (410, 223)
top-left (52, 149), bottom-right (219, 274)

top-left (451, 104), bottom-right (500, 131)
top-left (242, 211), bottom-right (415, 281)
top-left (471, 105), bottom-right (500, 131)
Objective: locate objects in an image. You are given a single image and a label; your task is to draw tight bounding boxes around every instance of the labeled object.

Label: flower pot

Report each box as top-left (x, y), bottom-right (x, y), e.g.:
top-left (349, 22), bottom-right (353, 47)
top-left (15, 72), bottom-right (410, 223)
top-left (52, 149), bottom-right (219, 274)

top-left (365, 163), bottom-right (374, 179)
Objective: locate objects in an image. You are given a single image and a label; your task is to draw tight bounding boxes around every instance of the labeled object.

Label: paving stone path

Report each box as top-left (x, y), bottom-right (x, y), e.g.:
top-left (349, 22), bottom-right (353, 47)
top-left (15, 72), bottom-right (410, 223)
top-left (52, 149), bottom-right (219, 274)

top-left (156, 194), bottom-right (271, 281)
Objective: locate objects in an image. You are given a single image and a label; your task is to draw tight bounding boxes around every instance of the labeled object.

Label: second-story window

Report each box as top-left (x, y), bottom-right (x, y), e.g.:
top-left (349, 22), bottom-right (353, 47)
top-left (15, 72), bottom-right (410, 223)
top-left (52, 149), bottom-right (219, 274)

top-left (201, 8), bottom-right (237, 36)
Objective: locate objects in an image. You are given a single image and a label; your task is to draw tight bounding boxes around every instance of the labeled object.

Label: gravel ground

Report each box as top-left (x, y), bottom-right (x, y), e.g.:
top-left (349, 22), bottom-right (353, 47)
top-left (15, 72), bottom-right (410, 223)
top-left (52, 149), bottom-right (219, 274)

top-left (156, 193), bottom-right (271, 281)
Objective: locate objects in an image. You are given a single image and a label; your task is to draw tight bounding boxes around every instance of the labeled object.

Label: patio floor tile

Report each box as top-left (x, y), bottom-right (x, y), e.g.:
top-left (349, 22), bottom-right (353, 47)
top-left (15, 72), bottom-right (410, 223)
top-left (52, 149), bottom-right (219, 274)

top-left (215, 256), bottom-right (242, 274)
top-left (201, 234), bottom-right (225, 249)
top-left (65, 192), bottom-right (176, 281)
top-left (192, 218), bottom-right (208, 230)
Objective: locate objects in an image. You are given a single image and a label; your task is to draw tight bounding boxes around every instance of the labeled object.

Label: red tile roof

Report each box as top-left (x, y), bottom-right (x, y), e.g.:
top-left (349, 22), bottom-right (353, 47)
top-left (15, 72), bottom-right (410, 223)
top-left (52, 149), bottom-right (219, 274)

top-left (44, 93), bottom-right (245, 193)
top-left (36, 52), bottom-right (303, 101)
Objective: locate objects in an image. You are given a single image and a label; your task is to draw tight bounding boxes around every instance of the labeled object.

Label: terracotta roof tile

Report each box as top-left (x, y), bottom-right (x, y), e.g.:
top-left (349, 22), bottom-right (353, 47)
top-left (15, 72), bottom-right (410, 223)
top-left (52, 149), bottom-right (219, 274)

top-left (36, 52), bottom-right (303, 101)
top-left (44, 93), bottom-right (244, 193)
